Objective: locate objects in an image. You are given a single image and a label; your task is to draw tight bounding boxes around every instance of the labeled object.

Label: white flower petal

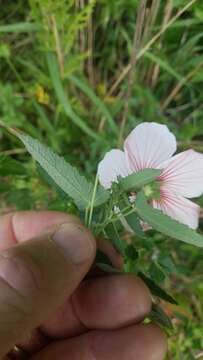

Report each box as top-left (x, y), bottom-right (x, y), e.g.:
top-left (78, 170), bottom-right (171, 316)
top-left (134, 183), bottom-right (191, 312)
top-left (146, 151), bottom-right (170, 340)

top-left (124, 122), bottom-right (177, 171)
top-left (153, 191), bottom-right (200, 229)
top-left (160, 149), bottom-right (203, 198)
top-left (98, 149), bottom-right (130, 189)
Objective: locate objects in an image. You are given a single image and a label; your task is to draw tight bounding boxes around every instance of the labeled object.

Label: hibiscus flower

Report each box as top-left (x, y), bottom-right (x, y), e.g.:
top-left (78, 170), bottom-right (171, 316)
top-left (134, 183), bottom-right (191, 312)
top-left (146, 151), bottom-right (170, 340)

top-left (98, 122), bottom-right (203, 229)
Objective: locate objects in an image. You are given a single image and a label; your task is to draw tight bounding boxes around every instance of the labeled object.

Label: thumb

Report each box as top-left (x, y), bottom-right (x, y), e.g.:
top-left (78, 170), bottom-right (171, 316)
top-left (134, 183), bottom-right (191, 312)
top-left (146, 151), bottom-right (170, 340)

top-left (0, 221), bottom-right (96, 357)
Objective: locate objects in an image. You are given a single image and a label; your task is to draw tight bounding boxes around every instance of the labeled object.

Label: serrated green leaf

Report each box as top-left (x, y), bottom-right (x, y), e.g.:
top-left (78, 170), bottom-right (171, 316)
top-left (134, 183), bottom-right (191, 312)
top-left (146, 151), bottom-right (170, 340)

top-left (37, 164), bottom-right (69, 200)
top-left (18, 133), bottom-right (109, 210)
top-left (136, 192), bottom-right (203, 248)
top-left (119, 169), bottom-right (162, 191)
top-left (138, 272), bottom-right (177, 304)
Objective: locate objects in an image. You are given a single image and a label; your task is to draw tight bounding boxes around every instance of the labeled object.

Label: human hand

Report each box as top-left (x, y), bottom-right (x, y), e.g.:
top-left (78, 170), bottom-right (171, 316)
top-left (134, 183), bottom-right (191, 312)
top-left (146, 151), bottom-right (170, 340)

top-left (0, 211), bottom-right (167, 359)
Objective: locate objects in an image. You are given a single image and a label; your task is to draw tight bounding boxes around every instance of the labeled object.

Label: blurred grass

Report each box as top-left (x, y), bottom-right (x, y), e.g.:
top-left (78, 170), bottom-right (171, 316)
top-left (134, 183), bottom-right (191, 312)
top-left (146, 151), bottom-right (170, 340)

top-left (0, 0), bottom-right (203, 358)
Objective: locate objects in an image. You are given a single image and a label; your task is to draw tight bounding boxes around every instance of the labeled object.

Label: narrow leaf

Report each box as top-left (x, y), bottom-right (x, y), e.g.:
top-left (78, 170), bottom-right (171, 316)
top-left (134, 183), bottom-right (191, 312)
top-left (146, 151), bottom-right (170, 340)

top-left (46, 52), bottom-right (101, 141)
top-left (69, 75), bottom-right (118, 135)
top-left (119, 169), bottom-right (162, 191)
top-left (90, 180), bottom-right (110, 217)
top-left (105, 223), bottom-right (126, 256)
top-left (0, 22), bottom-right (41, 33)
top-left (17, 133), bottom-right (109, 210)
top-left (150, 303), bottom-right (173, 331)
top-left (124, 212), bottom-right (146, 238)
top-left (138, 272), bottom-right (177, 304)
top-left (136, 192), bottom-right (203, 248)
top-left (145, 51), bottom-right (183, 82)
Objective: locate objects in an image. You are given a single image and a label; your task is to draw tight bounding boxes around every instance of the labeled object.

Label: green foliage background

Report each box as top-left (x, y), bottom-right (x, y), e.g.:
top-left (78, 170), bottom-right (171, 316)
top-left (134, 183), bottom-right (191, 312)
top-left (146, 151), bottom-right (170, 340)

top-left (0, 0), bottom-right (203, 358)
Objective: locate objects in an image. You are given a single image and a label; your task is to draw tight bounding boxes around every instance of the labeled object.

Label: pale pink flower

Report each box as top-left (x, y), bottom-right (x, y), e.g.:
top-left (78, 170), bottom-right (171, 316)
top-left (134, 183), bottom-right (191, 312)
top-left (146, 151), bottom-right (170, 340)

top-left (98, 122), bottom-right (203, 229)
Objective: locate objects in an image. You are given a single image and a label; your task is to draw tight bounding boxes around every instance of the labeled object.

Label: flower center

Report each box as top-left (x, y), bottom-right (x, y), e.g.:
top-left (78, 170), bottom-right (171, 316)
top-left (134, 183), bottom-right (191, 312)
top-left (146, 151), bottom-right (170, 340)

top-left (143, 181), bottom-right (161, 200)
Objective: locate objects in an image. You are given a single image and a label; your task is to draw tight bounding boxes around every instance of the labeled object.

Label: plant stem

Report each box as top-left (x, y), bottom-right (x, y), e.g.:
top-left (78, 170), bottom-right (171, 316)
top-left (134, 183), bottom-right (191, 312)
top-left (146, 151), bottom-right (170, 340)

top-left (85, 207), bottom-right (89, 227)
top-left (88, 174), bottom-right (99, 227)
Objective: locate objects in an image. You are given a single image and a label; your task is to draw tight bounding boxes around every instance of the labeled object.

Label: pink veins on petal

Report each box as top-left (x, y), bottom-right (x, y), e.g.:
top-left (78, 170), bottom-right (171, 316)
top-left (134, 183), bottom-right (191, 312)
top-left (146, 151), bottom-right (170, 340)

top-left (98, 122), bottom-right (203, 229)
